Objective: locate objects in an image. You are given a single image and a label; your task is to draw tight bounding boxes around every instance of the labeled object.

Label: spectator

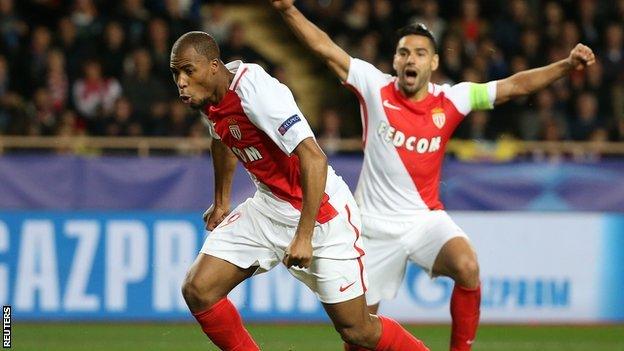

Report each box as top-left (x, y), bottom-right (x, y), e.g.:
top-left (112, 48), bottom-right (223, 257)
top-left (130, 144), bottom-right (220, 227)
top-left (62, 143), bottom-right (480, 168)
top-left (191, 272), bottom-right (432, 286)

top-left (578, 0), bottom-right (602, 48)
top-left (122, 48), bottom-right (168, 122)
top-left (316, 107), bottom-right (344, 155)
top-left (201, 3), bottom-right (231, 44)
top-left (343, 0), bottom-right (370, 38)
top-left (453, 0), bottom-right (487, 55)
top-left (72, 58), bottom-right (122, 133)
top-left (439, 32), bottom-right (465, 83)
top-left (147, 17), bottom-right (172, 83)
top-left (409, 0), bottom-right (445, 43)
top-left (0, 0), bottom-right (28, 56)
top-left (57, 16), bottom-right (93, 81)
top-left (99, 21), bottom-right (127, 80)
top-left (116, 0), bottom-right (149, 48)
top-left (0, 54), bottom-right (10, 132)
top-left (145, 101), bottom-right (168, 136)
top-left (0, 0), bottom-right (621, 147)
top-left (601, 23), bottom-right (624, 85)
top-left (519, 89), bottom-right (568, 141)
top-left (167, 99), bottom-right (191, 136)
top-left (543, 1), bottom-right (565, 47)
top-left (26, 87), bottom-right (57, 136)
top-left (104, 96), bottom-right (141, 137)
top-left (220, 22), bottom-right (273, 71)
top-left (70, 0), bottom-right (101, 42)
top-left (493, 0), bottom-right (532, 55)
top-left (45, 49), bottom-right (69, 113)
top-left (370, 0), bottom-right (394, 51)
top-left (162, 0), bottom-right (196, 41)
top-left (571, 91), bottom-right (601, 141)
top-left (14, 26), bottom-right (52, 96)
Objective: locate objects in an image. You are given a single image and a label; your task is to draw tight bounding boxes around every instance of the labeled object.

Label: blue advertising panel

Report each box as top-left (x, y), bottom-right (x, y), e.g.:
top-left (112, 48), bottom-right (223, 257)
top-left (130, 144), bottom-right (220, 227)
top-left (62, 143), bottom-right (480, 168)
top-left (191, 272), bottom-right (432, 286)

top-left (1, 211), bottom-right (623, 323)
top-left (1, 156), bottom-right (624, 211)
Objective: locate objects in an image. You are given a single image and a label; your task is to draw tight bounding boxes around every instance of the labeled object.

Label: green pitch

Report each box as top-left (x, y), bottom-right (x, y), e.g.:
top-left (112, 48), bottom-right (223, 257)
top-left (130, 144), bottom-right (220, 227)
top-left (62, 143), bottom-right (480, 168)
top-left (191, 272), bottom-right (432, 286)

top-left (16, 323), bottom-right (624, 350)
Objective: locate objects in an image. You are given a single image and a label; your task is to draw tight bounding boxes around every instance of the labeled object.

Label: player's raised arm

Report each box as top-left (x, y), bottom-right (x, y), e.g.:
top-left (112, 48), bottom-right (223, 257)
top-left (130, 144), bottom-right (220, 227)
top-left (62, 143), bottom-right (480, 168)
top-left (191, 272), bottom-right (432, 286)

top-left (494, 43), bottom-right (595, 105)
top-left (282, 137), bottom-right (328, 269)
top-left (271, 0), bottom-right (350, 81)
top-left (204, 139), bottom-right (238, 230)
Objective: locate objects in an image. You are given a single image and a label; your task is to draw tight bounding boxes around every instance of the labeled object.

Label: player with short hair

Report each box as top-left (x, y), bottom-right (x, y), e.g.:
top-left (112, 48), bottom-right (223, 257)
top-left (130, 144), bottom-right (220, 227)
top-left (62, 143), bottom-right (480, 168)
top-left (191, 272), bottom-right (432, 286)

top-left (172, 31), bottom-right (430, 351)
top-left (270, 1), bottom-right (595, 350)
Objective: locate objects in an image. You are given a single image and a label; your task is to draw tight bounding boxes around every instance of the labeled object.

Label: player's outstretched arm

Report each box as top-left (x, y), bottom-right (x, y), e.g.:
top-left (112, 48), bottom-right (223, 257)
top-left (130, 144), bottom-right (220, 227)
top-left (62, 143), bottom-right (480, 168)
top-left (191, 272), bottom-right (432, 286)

top-left (495, 43), bottom-right (595, 105)
top-left (283, 137), bottom-right (327, 269)
top-left (204, 139), bottom-right (238, 230)
top-left (271, 0), bottom-right (350, 81)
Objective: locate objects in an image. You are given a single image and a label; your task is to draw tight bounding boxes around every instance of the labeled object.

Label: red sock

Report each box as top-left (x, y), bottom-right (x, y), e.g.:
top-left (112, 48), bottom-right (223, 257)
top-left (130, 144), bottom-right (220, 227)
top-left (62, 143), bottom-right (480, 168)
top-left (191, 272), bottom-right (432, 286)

top-left (375, 316), bottom-right (430, 351)
top-left (344, 343), bottom-right (369, 351)
top-left (192, 298), bottom-right (259, 351)
top-left (450, 284), bottom-right (481, 351)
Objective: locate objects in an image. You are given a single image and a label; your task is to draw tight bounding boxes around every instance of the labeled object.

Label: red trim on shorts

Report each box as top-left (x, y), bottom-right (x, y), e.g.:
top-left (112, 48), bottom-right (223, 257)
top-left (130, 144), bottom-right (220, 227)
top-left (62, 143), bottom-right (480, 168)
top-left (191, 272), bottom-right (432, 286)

top-left (231, 67), bottom-right (248, 91)
top-left (345, 204), bottom-right (367, 292)
top-left (356, 256), bottom-right (367, 292)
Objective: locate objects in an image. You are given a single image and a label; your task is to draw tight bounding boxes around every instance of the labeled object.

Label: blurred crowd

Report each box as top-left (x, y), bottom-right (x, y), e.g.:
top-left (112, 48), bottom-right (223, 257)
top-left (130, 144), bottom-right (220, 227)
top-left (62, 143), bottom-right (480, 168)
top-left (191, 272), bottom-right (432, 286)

top-left (299, 0), bottom-right (624, 149)
top-left (0, 0), bottom-right (623, 149)
top-left (0, 0), bottom-right (276, 140)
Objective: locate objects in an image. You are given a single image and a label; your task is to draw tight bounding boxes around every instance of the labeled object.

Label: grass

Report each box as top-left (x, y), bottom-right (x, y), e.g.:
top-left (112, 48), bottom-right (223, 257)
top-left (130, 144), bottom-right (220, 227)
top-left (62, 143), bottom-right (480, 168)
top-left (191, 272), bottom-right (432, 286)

top-left (14, 323), bottom-right (624, 351)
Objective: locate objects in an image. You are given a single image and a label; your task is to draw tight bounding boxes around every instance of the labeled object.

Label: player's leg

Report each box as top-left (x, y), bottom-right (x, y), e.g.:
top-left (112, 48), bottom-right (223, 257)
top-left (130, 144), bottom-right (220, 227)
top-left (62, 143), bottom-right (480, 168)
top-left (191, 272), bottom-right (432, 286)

top-left (320, 274), bottom-right (429, 351)
top-left (432, 236), bottom-right (480, 351)
top-left (342, 217), bottom-right (411, 351)
top-left (432, 236), bottom-right (479, 288)
top-left (409, 211), bottom-right (479, 351)
top-left (183, 201), bottom-right (279, 351)
top-left (182, 253), bottom-right (259, 350)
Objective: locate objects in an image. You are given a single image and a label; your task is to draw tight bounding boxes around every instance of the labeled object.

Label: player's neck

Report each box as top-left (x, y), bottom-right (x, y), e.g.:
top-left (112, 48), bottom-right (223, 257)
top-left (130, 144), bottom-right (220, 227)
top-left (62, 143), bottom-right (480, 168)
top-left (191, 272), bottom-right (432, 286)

top-left (213, 65), bottom-right (235, 104)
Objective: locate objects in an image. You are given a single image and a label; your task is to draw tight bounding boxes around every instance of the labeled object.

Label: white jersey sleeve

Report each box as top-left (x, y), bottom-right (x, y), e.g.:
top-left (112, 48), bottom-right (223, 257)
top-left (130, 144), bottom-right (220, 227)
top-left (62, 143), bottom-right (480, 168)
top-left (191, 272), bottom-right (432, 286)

top-left (439, 81), bottom-right (497, 116)
top-left (236, 64), bottom-right (314, 154)
top-left (201, 112), bottom-right (220, 139)
top-left (345, 57), bottom-right (393, 97)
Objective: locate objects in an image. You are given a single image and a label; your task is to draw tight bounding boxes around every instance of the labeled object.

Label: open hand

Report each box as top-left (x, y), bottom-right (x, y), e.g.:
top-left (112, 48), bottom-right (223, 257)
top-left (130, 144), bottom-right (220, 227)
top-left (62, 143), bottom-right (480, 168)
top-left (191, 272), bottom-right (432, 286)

top-left (203, 204), bottom-right (230, 231)
top-left (568, 43), bottom-right (595, 70)
top-left (283, 235), bottom-right (313, 269)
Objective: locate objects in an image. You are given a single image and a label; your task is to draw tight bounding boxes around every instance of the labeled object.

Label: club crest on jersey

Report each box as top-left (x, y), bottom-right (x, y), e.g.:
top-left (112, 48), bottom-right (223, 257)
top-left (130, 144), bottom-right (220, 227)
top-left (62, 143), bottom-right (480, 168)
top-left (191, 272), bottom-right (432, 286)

top-left (431, 108), bottom-right (446, 129)
top-left (229, 124), bottom-right (242, 140)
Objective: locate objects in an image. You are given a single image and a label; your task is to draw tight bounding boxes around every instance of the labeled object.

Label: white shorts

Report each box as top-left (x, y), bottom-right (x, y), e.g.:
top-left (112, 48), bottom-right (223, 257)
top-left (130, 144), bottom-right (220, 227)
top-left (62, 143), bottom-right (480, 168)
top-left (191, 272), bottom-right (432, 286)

top-left (200, 196), bottom-right (368, 304)
top-left (361, 210), bottom-right (469, 305)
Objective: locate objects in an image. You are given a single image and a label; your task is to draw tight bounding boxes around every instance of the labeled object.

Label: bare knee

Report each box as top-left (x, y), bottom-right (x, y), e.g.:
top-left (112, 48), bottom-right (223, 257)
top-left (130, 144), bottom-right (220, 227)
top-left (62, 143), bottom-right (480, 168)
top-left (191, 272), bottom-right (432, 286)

top-left (181, 271), bottom-right (223, 312)
top-left (452, 255), bottom-right (480, 288)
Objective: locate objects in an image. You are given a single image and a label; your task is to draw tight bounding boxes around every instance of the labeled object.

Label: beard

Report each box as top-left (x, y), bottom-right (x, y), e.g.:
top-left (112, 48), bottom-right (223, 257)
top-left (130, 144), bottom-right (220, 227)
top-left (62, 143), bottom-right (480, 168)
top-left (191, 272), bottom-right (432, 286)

top-left (400, 81), bottom-right (420, 95)
top-left (398, 79), bottom-right (423, 95)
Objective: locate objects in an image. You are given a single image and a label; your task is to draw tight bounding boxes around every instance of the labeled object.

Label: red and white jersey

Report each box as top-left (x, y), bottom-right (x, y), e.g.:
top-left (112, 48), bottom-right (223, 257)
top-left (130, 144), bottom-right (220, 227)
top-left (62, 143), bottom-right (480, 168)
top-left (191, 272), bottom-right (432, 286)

top-left (203, 60), bottom-right (350, 226)
top-left (345, 58), bottom-right (496, 219)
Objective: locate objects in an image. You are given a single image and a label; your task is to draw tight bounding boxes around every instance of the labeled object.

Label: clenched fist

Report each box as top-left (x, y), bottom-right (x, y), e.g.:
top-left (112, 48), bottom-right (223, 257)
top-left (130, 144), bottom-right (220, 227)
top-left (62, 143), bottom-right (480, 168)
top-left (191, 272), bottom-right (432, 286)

top-left (567, 43), bottom-right (595, 71)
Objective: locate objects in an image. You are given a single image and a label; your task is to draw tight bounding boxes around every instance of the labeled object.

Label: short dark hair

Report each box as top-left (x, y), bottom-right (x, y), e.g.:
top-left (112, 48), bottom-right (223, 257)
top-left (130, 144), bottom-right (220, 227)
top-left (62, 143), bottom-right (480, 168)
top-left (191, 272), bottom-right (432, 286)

top-left (171, 31), bottom-right (220, 60)
top-left (396, 23), bottom-right (437, 53)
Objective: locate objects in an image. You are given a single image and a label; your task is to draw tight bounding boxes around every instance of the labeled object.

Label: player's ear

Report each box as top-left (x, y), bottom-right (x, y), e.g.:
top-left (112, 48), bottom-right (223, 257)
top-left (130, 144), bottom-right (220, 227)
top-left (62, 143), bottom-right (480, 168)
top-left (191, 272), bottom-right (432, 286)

top-left (431, 53), bottom-right (439, 71)
top-left (209, 58), bottom-right (219, 74)
top-left (392, 54), bottom-right (399, 73)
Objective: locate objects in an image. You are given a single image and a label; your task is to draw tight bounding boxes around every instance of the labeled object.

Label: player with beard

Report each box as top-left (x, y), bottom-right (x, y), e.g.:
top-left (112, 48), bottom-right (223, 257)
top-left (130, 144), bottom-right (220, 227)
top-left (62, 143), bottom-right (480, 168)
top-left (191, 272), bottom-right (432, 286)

top-left (270, 1), bottom-right (595, 350)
